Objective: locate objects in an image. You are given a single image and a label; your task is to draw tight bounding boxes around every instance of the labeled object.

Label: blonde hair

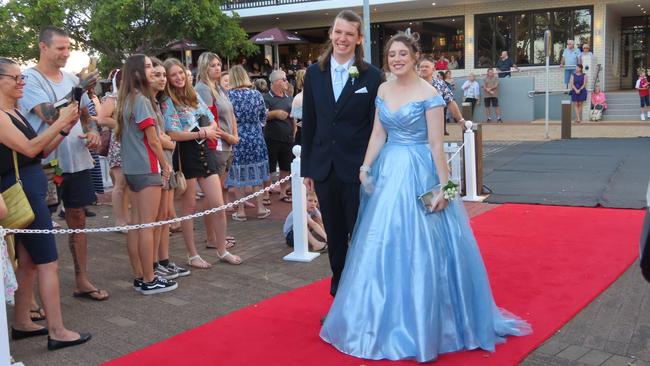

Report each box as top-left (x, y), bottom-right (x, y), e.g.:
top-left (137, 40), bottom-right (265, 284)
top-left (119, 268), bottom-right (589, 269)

top-left (295, 69), bottom-right (306, 92)
top-left (197, 52), bottom-right (222, 101)
top-left (228, 65), bottom-right (252, 89)
top-left (163, 58), bottom-right (198, 108)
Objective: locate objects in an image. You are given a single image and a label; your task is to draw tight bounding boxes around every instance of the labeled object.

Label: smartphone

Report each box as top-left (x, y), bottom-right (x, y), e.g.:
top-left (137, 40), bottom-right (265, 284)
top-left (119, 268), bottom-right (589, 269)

top-left (191, 126), bottom-right (205, 145)
top-left (88, 57), bottom-right (98, 73)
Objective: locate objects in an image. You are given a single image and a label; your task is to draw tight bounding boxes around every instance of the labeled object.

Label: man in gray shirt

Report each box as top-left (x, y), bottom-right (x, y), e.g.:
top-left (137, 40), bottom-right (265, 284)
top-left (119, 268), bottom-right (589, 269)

top-left (263, 70), bottom-right (294, 202)
top-left (20, 26), bottom-right (107, 301)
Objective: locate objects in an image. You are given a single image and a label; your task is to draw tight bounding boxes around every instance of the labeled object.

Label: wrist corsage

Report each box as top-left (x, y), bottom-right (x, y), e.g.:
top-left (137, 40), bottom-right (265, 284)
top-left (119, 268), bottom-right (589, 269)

top-left (349, 66), bottom-right (359, 85)
top-left (441, 181), bottom-right (459, 201)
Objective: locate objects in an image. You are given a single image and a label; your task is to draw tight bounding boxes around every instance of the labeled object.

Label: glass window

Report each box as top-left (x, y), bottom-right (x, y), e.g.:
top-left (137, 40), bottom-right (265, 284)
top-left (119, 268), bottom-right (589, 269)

top-left (477, 16), bottom-right (496, 67)
top-left (515, 13), bottom-right (531, 65)
top-left (496, 15), bottom-right (514, 56)
top-left (574, 9), bottom-right (592, 50)
top-left (378, 16), bottom-right (466, 69)
top-left (475, 7), bottom-right (592, 67)
top-left (551, 10), bottom-right (571, 63)
top-left (532, 12), bottom-right (549, 64)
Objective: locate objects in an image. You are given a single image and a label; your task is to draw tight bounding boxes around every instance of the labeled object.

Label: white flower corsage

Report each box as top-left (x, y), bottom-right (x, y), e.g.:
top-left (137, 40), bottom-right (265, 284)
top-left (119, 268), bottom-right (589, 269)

top-left (349, 65), bottom-right (359, 85)
top-left (442, 181), bottom-right (459, 201)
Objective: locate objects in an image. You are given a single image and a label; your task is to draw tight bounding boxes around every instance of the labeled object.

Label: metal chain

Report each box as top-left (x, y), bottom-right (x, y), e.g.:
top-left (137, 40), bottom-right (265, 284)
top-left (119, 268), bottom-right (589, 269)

top-left (1, 176), bottom-right (293, 236)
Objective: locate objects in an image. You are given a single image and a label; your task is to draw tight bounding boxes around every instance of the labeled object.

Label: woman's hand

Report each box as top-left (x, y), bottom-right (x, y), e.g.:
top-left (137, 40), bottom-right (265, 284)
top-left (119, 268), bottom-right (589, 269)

top-left (359, 171), bottom-right (374, 194)
top-left (202, 127), bottom-right (219, 141)
top-left (432, 197), bottom-right (449, 211)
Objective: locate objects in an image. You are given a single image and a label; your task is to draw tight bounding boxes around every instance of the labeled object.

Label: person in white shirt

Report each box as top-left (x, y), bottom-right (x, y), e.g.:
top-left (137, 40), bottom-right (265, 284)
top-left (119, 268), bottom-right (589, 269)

top-left (461, 73), bottom-right (480, 115)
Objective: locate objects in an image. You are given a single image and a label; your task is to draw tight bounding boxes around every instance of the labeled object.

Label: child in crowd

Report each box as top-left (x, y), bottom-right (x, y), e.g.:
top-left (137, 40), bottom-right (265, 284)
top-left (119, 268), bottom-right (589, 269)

top-left (283, 191), bottom-right (327, 252)
top-left (636, 70), bottom-right (650, 121)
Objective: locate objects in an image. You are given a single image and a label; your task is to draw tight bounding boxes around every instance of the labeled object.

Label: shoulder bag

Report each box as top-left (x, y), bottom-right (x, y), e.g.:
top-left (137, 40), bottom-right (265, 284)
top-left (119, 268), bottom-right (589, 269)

top-left (174, 147), bottom-right (187, 196)
top-left (0, 151), bottom-right (35, 229)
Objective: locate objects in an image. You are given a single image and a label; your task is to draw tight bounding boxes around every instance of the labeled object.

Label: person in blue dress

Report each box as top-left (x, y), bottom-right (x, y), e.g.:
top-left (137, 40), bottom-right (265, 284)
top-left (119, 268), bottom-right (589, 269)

top-left (225, 65), bottom-right (271, 220)
top-left (569, 64), bottom-right (588, 123)
top-left (320, 32), bottom-right (532, 362)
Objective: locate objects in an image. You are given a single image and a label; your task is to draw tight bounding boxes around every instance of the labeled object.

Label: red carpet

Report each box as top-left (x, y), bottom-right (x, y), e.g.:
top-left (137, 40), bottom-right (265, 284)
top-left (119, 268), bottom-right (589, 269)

top-left (105, 204), bottom-right (643, 366)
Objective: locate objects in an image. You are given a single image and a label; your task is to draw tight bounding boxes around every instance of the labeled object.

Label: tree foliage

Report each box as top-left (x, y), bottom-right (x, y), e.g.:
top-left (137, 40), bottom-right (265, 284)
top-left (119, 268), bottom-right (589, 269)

top-left (0, 0), bottom-right (257, 72)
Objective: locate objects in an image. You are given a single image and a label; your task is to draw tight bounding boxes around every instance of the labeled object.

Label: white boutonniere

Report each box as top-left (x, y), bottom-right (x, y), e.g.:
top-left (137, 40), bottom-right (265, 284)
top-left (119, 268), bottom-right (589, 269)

top-left (349, 66), bottom-right (359, 85)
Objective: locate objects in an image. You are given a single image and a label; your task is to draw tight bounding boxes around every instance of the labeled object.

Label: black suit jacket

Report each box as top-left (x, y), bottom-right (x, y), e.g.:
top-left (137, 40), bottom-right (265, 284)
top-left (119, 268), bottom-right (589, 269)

top-left (300, 61), bottom-right (382, 183)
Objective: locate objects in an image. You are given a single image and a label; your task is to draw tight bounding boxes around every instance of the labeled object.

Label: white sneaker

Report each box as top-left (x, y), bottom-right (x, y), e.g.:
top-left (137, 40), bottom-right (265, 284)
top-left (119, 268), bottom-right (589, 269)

top-left (646, 111), bottom-right (650, 117)
top-left (642, 114), bottom-right (646, 121)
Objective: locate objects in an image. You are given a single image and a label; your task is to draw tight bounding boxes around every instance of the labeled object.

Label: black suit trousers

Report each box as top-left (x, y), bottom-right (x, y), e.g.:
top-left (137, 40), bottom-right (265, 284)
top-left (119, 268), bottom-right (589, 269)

top-left (315, 168), bottom-right (360, 297)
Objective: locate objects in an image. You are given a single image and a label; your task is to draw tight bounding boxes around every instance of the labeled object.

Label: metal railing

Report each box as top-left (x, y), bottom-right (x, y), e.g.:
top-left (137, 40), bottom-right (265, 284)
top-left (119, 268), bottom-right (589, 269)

top-left (220, 0), bottom-right (324, 11)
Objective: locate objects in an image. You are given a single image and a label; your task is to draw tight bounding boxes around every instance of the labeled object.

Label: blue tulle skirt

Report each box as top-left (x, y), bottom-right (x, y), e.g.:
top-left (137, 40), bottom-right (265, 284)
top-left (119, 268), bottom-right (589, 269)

top-left (320, 142), bottom-right (531, 362)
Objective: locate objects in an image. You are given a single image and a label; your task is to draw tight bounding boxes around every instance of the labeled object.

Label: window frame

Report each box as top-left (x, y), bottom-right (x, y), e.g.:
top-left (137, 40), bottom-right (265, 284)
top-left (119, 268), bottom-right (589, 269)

top-left (474, 6), bottom-right (594, 68)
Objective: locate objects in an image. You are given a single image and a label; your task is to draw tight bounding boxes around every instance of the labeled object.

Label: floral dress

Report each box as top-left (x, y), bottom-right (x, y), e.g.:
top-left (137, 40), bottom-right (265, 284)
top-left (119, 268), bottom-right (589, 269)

top-left (225, 88), bottom-right (269, 188)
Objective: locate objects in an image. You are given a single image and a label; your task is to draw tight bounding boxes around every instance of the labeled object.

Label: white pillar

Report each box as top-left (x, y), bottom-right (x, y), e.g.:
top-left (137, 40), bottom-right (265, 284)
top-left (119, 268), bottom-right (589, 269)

top-left (462, 121), bottom-right (481, 202)
top-left (283, 146), bottom-right (320, 262)
top-left (0, 233), bottom-right (20, 366)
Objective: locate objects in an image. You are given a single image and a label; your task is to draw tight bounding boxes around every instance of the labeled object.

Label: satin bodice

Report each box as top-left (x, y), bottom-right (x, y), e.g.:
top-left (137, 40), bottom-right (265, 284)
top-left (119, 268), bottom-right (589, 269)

top-left (376, 95), bottom-right (445, 145)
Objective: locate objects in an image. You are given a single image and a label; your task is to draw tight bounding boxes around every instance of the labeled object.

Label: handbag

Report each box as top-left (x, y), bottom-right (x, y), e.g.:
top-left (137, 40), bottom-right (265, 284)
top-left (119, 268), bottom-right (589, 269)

top-left (174, 146), bottom-right (187, 196)
top-left (0, 151), bottom-right (35, 229)
top-left (417, 184), bottom-right (444, 214)
top-left (96, 128), bottom-right (111, 157)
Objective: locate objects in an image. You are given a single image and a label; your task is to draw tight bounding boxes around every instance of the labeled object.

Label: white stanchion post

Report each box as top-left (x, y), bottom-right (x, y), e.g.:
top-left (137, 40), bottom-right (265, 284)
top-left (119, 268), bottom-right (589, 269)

top-left (462, 121), bottom-right (481, 202)
top-left (0, 233), bottom-right (20, 366)
top-left (283, 146), bottom-right (320, 263)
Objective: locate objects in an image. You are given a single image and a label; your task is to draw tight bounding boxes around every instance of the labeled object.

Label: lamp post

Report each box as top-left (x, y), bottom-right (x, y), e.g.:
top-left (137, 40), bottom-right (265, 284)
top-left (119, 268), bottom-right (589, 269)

top-left (363, 0), bottom-right (371, 63)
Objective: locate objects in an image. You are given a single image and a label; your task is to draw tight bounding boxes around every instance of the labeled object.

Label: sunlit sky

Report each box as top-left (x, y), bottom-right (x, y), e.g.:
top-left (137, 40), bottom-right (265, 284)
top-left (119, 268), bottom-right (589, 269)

top-left (21, 50), bottom-right (91, 74)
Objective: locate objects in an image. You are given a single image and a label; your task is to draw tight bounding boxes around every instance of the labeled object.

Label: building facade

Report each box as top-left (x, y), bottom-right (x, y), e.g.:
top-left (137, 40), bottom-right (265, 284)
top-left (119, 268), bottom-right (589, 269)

top-left (224, 0), bottom-right (648, 94)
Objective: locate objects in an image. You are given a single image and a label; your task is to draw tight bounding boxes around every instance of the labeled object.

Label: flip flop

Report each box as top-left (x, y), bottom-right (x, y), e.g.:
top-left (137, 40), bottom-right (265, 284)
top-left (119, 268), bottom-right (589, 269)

top-left (257, 208), bottom-right (271, 219)
top-left (231, 212), bottom-right (247, 222)
top-left (73, 289), bottom-right (109, 301)
top-left (30, 307), bottom-right (46, 322)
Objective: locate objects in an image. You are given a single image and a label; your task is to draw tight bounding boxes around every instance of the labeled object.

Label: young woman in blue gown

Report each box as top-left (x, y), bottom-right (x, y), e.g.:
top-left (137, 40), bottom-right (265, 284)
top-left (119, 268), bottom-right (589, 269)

top-left (320, 32), bottom-right (532, 363)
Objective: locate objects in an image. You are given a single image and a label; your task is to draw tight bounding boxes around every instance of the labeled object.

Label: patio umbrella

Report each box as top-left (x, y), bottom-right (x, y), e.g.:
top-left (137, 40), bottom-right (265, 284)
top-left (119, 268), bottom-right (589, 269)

top-left (250, 28), bottom-right (308, 66)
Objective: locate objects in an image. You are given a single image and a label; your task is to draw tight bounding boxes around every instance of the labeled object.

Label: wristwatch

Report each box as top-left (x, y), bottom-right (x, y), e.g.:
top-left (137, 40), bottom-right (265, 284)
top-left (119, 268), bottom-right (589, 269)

top-left (359, 165), bottom-right (371, 173)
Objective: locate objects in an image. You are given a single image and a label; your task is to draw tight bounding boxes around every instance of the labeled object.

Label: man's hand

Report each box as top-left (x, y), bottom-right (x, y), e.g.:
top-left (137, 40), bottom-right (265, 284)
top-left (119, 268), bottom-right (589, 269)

top-left (78, 67), bottom-right (100, 90)
top-left (81, 131), bottom-right (100, 149)
top-left (303, 177), bottom-right (314, 192)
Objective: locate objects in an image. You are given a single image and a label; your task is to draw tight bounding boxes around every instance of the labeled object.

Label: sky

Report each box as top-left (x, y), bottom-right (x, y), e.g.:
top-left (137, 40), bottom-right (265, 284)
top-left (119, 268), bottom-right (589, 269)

top-left (21, 51), bottom-right (91, 74)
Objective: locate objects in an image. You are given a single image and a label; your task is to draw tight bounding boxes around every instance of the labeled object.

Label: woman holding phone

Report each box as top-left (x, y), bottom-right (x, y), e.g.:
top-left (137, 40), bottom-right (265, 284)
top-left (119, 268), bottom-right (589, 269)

top-left (162, 58), bottom-right (241, 268)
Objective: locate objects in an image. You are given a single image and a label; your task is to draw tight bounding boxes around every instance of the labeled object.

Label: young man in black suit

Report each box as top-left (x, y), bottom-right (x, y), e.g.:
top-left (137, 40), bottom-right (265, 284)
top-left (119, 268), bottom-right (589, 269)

top-left (301, 10), bottom-right (383, 297)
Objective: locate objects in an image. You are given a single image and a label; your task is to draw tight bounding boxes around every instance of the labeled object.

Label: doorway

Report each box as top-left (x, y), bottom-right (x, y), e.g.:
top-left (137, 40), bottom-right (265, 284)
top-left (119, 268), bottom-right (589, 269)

top-left (621, 16), bottom-right (650, 89)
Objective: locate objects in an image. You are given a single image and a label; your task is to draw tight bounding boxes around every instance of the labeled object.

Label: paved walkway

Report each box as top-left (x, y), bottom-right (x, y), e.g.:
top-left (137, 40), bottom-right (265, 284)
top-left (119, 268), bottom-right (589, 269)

top-left (444, 120), bottom-right (650, 141)
top-left (6, 124), bottom-right (649, 365)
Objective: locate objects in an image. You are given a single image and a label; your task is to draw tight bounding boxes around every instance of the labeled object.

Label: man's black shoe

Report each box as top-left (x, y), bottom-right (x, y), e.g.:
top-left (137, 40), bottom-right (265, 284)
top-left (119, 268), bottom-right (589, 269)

top-left (84, 209), bottom-right (96, 217)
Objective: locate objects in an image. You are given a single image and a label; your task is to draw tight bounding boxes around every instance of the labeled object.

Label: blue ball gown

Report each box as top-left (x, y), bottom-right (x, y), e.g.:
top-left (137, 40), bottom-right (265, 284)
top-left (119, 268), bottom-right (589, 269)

top-left (319, 95), bottom-right (531, 362)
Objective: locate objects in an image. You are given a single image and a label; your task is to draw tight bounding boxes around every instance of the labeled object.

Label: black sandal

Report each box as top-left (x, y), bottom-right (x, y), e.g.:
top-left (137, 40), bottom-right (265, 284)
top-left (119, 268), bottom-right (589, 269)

top-left (30, 307), bottom-right (46, 322)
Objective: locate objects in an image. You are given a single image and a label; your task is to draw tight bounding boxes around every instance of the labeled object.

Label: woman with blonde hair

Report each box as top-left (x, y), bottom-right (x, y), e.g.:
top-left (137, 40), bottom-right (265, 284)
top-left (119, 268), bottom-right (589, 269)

top-left (291, 69), bottom-right (306, 144)
top-left (195, 52), bottom-right (239, 248)
top-left (225, 65), bottom-right (270, 220)
top-left (162, 58), bottom-right (241, 267)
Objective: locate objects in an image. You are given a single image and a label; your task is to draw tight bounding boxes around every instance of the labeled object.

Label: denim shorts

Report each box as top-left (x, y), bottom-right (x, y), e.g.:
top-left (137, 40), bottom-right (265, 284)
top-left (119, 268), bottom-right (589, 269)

top-left (61, 169), bottom-right (96, 208)
top-left (641, 95), bottom-right (650, 108)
